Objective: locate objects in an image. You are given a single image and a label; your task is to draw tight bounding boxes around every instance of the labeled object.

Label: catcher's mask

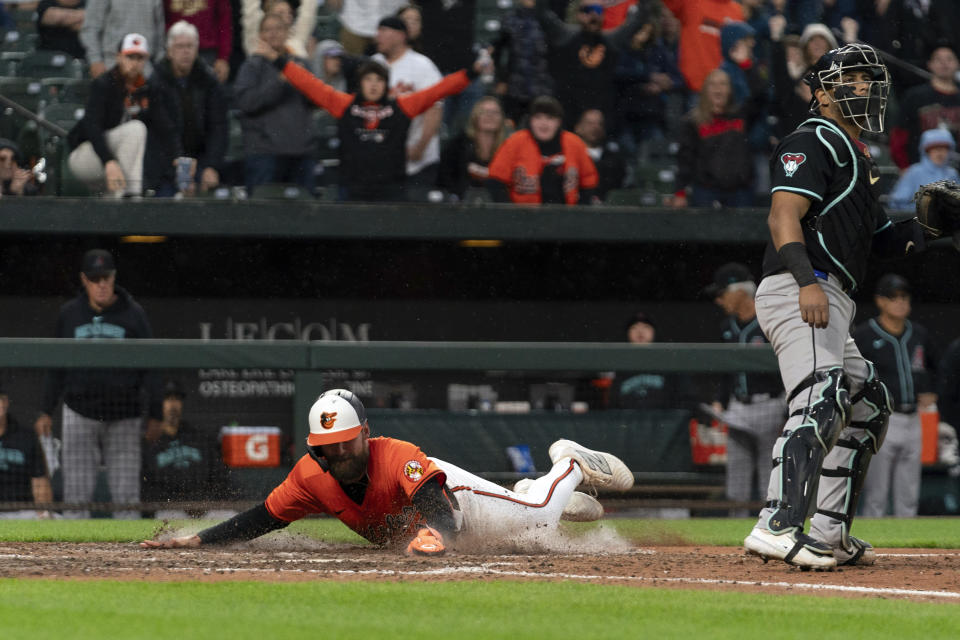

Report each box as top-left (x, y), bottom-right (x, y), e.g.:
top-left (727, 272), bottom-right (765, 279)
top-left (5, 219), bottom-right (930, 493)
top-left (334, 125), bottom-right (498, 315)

top-left (306, 389), bottom-right (368, 469)
top-left (805, 43), bottom-right (890, 133)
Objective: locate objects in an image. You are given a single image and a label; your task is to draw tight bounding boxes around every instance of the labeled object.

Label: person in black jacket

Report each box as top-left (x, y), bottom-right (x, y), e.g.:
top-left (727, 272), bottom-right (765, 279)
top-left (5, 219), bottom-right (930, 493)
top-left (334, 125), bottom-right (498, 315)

top-left (0, 385), bottom-right (53, 519)
top-left (153, 21), bottom-right (229, 196)
top-left (672, 68), bottom-right (754, 208)
top-left (66, 33), bottom-right (179, 197)
top-left (438, 96), bottom-right (508, 202)
top-left (35, 249), bottom-right (162, 519)
top-left (141, 379), bottom-right (227, 518)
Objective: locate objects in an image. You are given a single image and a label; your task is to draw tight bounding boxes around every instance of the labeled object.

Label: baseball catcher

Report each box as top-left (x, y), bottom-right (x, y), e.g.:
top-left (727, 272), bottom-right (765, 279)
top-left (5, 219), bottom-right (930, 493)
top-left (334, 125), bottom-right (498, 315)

top-left (915, 179), bottom-right (960, 250)
top-left (743, 43), bottom-right (939, 571)
top-left (141, 389), bottom-right (634, 555)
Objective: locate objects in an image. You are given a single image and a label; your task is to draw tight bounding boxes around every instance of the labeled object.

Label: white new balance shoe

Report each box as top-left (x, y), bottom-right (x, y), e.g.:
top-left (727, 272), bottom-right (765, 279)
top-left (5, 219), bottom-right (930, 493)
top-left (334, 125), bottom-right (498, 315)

top-left (744, 526), bottom-right (837, 570)
top-left (513, 478), bottom-right (606, 522)
top-left (833, 536), bottom-right (877, 566)
top-left (548, 439), bottom-right (634, 491)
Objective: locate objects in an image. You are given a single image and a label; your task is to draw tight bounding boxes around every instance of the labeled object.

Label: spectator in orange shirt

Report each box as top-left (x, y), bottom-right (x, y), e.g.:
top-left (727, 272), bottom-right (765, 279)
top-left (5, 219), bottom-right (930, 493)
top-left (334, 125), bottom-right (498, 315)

top-left (661, 0), bottom-right (743, 92)
top-left (486, 96), bottom-right (599, 205)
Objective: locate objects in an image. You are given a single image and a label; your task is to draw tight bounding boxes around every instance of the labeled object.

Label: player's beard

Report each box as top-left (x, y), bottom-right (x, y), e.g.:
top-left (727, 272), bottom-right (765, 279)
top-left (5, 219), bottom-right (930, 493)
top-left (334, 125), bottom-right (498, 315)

top-left (328, 449), bottom-right (370, 484)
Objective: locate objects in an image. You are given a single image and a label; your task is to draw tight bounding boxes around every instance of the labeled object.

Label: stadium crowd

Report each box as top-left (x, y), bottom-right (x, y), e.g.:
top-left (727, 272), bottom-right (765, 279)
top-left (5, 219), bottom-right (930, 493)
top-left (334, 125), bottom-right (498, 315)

top-left (0, 0), bottom-right (959, 206)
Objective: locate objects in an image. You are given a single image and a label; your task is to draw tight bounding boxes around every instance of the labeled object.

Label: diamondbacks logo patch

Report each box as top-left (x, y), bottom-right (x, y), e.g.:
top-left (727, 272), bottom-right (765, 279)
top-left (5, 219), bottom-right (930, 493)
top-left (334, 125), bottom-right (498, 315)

top-left (320, 412), bottom-right (337, 430)
top-left (403, 460), bottom-right (424, 482)
top-left (780, 153), bottom-right (807, 177)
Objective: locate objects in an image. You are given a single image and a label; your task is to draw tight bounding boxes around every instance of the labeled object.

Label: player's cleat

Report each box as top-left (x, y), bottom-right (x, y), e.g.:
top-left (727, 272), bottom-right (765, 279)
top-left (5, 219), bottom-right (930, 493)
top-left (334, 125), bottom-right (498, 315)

top-left (547, 439), bottom-right (634, 491)
top-left (833, 536), bottom-right (877, 566)
top-left (744, 526), bottom-right (837, 570)
top-left (513, 478), bottom-right (605, 522)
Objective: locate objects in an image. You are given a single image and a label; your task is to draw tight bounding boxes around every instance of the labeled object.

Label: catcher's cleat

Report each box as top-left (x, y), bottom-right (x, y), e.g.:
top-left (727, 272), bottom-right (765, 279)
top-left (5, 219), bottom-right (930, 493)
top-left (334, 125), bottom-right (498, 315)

top-left (744, 526), bottom-right (837, 570)
top-left (547, 439), bottom-right (634, 491)
top-left (513, 478), bottom-right (605, 522)
top-left (832, 536), bottom-right (877, 566)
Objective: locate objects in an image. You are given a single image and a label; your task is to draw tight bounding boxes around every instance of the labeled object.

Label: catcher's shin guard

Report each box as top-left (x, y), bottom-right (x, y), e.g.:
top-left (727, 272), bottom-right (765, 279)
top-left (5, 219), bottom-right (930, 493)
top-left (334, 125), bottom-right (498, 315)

top-left (765, 368), bottom-right (851, 533)
top-left (811, 365), bottom-right (891, 556)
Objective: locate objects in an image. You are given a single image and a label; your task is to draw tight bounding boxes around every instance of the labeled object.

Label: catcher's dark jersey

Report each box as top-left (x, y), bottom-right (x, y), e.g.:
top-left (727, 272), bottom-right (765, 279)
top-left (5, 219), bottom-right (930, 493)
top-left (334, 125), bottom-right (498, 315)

top-left (852, 319), bottom-right (938, 412)
top-left (719, 316), bottom-right (783, 402)
top-left (761, 116), bottom-right (891, 293)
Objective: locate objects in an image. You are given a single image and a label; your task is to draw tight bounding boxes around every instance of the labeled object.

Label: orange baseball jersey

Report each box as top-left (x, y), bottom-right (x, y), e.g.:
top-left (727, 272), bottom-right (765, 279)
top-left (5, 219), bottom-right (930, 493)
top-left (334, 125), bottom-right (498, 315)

top-left (487, 129), bottom-right (599, 205)
top-left (264, 437), bottom-right (445, 545)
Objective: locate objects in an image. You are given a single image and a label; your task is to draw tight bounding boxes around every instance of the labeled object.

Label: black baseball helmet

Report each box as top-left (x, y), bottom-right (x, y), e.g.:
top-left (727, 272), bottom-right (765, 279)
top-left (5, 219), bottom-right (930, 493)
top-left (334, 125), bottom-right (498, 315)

top-left (804, 43), bottom-right (890, 133)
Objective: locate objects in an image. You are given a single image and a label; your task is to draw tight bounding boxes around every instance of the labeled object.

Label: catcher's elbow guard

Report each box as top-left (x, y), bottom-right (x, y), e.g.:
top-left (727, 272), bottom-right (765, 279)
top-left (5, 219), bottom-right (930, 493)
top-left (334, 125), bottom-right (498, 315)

top-left (406, 526), bottom-right (445, 556)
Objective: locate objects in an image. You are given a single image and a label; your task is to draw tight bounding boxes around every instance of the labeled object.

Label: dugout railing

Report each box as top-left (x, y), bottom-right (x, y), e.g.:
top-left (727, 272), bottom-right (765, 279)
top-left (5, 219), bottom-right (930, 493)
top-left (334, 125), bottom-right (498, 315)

top-left (0, 338), bottom-right (779, 516)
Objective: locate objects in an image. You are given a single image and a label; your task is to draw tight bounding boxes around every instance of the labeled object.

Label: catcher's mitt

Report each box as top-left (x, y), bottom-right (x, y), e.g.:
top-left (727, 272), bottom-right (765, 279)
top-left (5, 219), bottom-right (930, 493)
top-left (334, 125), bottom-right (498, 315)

top-left (915, 179), bottom-right (960, 250)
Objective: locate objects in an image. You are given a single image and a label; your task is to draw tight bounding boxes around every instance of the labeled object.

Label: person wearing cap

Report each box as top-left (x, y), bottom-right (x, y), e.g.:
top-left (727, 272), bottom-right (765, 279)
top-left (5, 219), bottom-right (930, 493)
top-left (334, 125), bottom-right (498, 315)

top-left (486, 95), bottom-right (599, 205)
top-left (887, 129), bottom-right (960, 210)
top-left (141, 388), bottom-right (635, 553)
top-left (0, 384), bottom-right (54, 520)
top-left (80, 0), bottom-right (164, 78)
top-left (372, 15), bottom-right (447, 200)
top-left (234, 13), bottom-right (318, 197)
top-left (703, 263), bottom-right (786, 517)
top-left (141, 379), bottom-right (227, 519)
top-left (35, 249), bottom-right (162, 519)
top-left (67, 32), bottom-right (179, 198)
top-left (330, 0), bottom-right (406, 56)
top-left (609, 312), bottom-right (694, 410)
top-left (890, 41), bottom-right (960, 170)
top-left (0, 138), bottom-right (39, 197)
top-left (153, 20), bottom-right (229, 197)
top-left (852, 275), bottom-right (939, 518)
top-left (257, 31), bottom-right (483, 202)
top-left (163, 0), bottom-right (233, 83)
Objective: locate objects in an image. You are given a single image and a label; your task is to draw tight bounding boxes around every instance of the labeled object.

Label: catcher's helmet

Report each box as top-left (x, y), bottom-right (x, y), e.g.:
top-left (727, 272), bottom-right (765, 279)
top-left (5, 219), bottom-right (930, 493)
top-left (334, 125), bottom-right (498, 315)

top-left (306, 388), bottom-right (368, 446)
top-left (805, 43), bottom-right (890, 133)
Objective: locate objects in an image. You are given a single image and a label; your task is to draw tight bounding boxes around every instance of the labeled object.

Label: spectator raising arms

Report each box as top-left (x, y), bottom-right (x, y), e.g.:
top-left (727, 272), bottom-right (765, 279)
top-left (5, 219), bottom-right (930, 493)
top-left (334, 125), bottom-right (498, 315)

top-left (535, 0), bottom-right (653, 128)
top-left (673, 68), bottom-right (754, 208)
top-left (242, 0), bottom-right (317, 58)
top-left (439, 96), bottom-right (509, 202)
top-left (486, 96), bottom-right (599, 205)
top-left (234, 14), bottom-right (318, 196)
top-left (259, 44), bottom-right (481, 202)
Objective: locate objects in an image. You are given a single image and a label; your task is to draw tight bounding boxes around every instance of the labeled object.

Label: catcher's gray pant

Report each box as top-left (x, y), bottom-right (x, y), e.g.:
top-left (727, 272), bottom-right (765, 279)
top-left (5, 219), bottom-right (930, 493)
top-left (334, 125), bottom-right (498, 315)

top-left (431, 456), bottom-right (582, 550)
top-left (752, 273), bottom-right (878, 548)
top-left (724, 395), bottom-right (786, 517)
top-left (860, 411), bottom-right (921, 517)
top-left (62, 404), bottom-right (142, 519)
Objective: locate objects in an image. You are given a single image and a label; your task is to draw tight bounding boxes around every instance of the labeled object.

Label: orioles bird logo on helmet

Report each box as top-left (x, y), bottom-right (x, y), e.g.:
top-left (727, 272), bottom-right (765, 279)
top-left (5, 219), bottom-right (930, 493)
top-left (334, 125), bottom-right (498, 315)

top-left (320, 412), bottom-right (338, 430)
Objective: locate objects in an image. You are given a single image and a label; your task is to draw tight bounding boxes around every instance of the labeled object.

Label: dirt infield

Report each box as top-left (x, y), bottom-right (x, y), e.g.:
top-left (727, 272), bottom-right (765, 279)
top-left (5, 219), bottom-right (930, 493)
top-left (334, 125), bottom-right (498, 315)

top-left (2, 536), bottom-right (958, 603)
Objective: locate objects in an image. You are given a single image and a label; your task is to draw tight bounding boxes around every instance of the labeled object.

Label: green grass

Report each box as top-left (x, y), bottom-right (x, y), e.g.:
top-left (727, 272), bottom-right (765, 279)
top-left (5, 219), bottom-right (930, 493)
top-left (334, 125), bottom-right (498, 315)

top-left (3, 517), bottom-right (958, 549)
top-left (1, 580), bottom-right (957, 640)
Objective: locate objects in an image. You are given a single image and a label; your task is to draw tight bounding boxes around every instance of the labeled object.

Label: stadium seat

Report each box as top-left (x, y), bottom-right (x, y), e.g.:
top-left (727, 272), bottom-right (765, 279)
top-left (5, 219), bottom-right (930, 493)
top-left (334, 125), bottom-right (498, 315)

top-left (18, 50), bottom-right (84, 79)
top-left (0, 76), bottom-right (46, 112)
top-left (2, 30), bottom-right (36, 53)
top-left (40, 101), bottom-right (84, 135)
top-left (56, 77), bottom-right (90, 104)
top-left (250, 182), bottom-right (315, 200)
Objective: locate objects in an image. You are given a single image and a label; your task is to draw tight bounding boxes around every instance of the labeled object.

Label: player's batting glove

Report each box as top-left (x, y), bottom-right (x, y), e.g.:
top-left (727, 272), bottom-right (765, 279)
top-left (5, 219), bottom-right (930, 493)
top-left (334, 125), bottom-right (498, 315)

top-left (406, 526), bottom-right (445, 556)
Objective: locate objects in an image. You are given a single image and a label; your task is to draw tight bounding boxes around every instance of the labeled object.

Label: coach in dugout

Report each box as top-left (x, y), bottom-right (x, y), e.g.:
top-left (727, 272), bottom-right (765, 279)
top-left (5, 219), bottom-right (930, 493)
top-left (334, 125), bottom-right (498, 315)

top-left (35, 249), bottom-right (162, 519)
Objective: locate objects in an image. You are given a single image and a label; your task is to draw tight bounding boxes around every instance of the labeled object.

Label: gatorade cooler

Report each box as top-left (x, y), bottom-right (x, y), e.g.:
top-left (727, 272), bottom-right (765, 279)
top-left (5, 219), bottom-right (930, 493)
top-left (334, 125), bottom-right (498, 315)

top-left (920, 409), bottom-right (939, 465)
top-left (221, 426), bottom-right (282, 467)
